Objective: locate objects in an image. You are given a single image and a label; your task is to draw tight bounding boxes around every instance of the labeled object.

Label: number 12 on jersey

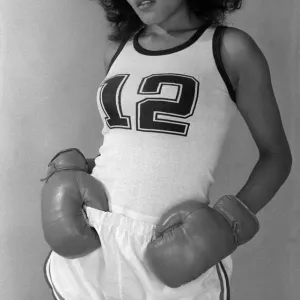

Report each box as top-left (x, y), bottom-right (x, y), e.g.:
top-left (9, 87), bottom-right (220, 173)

top-left (98, 73), bottom-right (199, 136)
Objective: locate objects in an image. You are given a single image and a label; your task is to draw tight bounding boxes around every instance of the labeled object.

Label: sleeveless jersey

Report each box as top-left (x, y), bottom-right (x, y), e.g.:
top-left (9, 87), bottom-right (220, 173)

top-left (92, 22), bottom-right (238, 223)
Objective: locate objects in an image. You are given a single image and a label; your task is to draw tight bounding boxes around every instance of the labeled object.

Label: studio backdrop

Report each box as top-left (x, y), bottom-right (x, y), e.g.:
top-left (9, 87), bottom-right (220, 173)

top-left (0, 0), bottom-right (299, 299)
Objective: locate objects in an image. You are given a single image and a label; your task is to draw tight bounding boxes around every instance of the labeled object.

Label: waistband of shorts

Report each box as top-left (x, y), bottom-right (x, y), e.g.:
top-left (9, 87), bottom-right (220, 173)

top-left (111, 204), bottom-right (160, 224)
top-left (85, 206), bottom-right (156, 237)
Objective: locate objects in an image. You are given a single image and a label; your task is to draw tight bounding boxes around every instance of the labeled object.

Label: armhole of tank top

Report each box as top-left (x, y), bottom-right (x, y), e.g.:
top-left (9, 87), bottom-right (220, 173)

top-left (106, 35), bottom-right (132, 76)
top-left (212, 26), bottom-right (236, 104)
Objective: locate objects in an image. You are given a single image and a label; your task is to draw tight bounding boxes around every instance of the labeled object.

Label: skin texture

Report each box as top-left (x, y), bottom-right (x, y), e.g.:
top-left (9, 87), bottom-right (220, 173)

top-left (220, 26), bottom-right (292, 214)
top-left (126, 0), bottom-right (204, 37)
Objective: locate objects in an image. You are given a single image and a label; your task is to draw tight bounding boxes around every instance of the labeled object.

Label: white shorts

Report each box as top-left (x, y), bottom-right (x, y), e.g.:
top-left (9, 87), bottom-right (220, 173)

top-left (44, 207), bottom-right (233, 300)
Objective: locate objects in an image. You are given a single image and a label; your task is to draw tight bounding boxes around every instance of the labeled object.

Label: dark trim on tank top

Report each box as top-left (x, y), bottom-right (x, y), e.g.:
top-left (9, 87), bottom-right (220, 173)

top-left (133, 20), bottom-right (212, 56)
top-left (106, 37), bottom-right (129, 76)
top-left (106, 20), bottom-right (211, 75)
top-left (212, 26), bottom-right (236, 104)
top-left (106, 23), bottom-right (236, 105)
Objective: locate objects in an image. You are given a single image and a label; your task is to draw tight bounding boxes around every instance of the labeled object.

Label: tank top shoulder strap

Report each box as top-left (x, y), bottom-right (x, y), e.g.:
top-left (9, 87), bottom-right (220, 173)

top-left (213, 25), bottom-right (236, 104)
top-left (105, 32), bottom-right (134, 75)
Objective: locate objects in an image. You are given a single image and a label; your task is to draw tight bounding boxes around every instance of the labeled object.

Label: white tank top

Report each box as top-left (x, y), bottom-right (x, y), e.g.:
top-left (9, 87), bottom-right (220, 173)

top-left (92, 22), bottom-right (238, 223)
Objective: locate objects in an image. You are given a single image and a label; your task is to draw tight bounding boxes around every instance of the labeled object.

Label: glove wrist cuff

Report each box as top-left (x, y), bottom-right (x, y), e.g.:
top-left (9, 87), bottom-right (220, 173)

top-left (213, 195), bottom-right (260, 246)
top-left (41, 148), bottom-right (89, 182)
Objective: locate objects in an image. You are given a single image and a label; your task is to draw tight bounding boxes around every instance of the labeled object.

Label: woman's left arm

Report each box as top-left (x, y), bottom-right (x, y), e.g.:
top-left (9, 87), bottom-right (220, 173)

top-left (222, 27), bottom-right (293, 215)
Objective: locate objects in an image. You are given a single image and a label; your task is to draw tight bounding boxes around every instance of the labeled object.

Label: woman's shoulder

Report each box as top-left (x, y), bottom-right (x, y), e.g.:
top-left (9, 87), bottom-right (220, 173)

top-left (218, 26), bottom-right (265, 90)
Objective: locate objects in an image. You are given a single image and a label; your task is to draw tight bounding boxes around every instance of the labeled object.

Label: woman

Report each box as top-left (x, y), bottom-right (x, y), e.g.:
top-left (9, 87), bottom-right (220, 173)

top-left (43, 0), bottom-right (292, 299)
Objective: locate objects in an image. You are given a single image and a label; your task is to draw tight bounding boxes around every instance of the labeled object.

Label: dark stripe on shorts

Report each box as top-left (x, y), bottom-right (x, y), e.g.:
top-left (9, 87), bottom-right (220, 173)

top-left (216, 261), bottom-right (230, 300)
top-left (43, 251), bottom-right (66, 300)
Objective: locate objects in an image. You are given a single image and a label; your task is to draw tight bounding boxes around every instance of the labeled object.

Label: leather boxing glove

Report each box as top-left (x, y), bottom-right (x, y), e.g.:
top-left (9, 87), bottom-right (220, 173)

top-left (145, 196), bottom-right (259, 288)
top-left (41, 148), bottom-right (109, 259)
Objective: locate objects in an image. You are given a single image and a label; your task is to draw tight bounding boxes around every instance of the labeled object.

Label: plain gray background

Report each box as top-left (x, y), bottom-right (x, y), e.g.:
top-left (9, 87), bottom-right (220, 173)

top-left (0, 0), bottom-right (299, 299)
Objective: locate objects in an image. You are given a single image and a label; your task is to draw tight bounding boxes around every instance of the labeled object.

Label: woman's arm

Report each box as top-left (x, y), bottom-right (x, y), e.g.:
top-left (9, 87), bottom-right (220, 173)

top-left (221, 27), bottom-right (293, 214)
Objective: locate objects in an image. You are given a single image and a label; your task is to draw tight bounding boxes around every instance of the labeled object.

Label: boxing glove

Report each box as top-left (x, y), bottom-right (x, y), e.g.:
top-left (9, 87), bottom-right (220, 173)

top-left (145, 196), bottom-right (259, 288)
top-left (41, 148), bottom-right (109, 259)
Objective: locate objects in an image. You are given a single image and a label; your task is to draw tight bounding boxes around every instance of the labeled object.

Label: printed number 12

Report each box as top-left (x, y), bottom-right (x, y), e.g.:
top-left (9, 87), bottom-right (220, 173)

top-left (98, 73), bottom-right (199, 136)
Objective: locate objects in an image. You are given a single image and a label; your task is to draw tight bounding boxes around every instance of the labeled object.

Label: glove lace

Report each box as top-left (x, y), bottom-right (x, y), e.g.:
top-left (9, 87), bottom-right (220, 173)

top-left (232, 221), bottom-right (240, 245)
top-left (40, 148), bottom-right (89, 183)
top-left (40, 163), bottom-right (88, 183)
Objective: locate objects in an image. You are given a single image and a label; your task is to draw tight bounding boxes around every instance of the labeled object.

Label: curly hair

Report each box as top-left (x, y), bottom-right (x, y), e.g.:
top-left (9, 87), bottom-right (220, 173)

top-left (92, 0), bottom-right (243, 43)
